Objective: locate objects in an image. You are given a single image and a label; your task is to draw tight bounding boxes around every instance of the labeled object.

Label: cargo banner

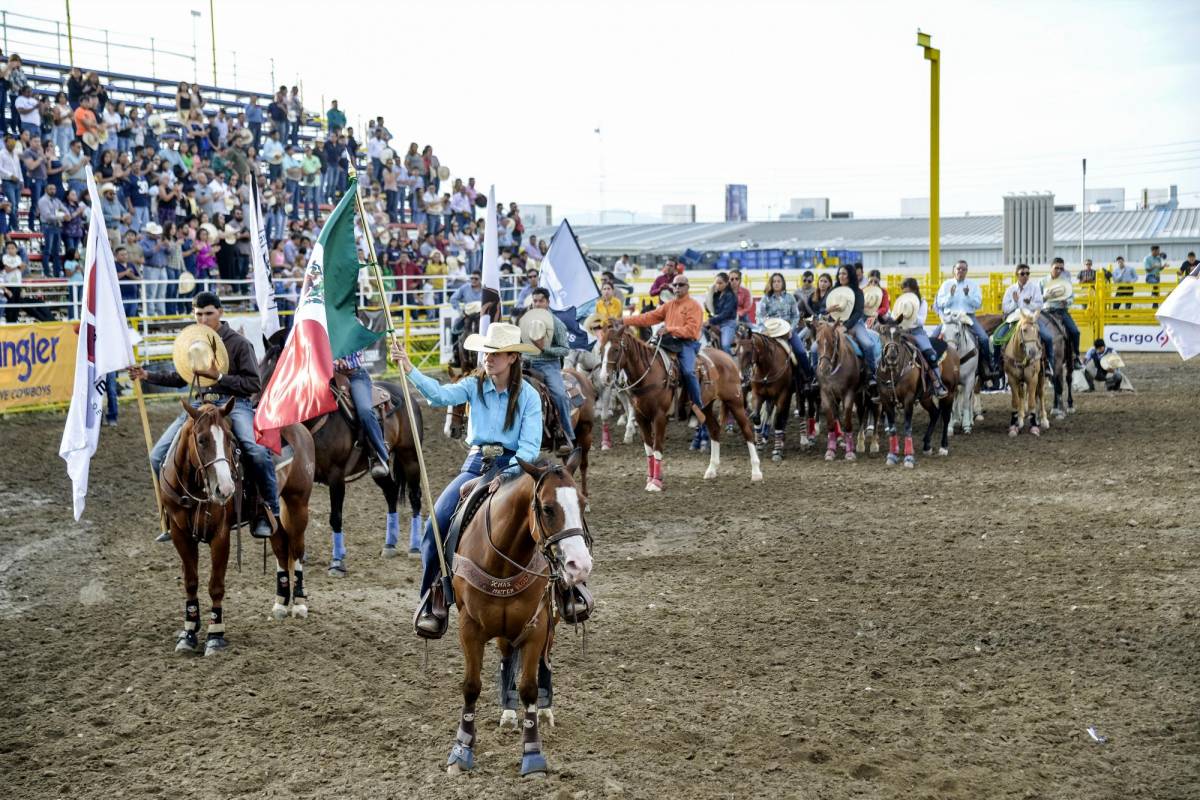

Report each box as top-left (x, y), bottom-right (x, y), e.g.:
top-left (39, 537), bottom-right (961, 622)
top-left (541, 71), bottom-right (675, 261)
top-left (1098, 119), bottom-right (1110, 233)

top-left (0, 322), bottom-right (79, 411)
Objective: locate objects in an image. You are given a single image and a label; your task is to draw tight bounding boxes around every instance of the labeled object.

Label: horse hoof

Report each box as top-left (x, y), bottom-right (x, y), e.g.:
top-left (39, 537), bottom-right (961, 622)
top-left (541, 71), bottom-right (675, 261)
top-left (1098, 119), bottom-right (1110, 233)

top-left (869, 443), bottom-right (880, 455)
top-left (1008, 427), bottom-right (1018, 437)
top-left (938, 448), bottom-right (949, 457)
top-left (703, 467), bottom-right (718, 480)
top-left (291, 603), bottom-right (308, 619)
top-left (903, 457), bottom-right (915, 469)
top-left (499, 709), bottom-right (519, 731)
top-left (751, 470), bottom-right (764, 482)
top-left (520, 751), bottom-right (549, 777)
top-left (271, 603), bottom-right (289, 621)
top-left (772, 452), bottom-right (782, 463)
top-left (174, 631), bottom-right (199, 653)
top-left (600, 443), bottom-right (611, 451)
top-left (1031, 427), bottom-right (1041, 437)
top-left (538, 706), bottom-right (555, 727)
top-left (447, 743), bottom-right (475, 773)
top-left (328, 561), bottom-right (347, 578)
top-left (845, 452), bottom-right (856, 462)
top-left (885, 454), bottom-right (898, 466)
top-left (1067, 406), bottom-right (1077, 415)
top-left (974, 414), bottom-right (985, 423)
top-left (203, 636), bottom-right (228, 657)
top-left (923, 448), bottom-right (933, 456)
top-left (963, 428), bottom-right (972, 435)
top-left (380, 546), bottom-right (399, 559)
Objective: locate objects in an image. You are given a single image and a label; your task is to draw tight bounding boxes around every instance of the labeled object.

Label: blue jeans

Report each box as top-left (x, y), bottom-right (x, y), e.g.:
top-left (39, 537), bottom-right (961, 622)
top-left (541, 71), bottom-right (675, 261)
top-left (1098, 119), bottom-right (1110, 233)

top-left (908, 327), bottom-right (940, 368)
top-left (346, 367), bottom-right (389, 462)
top-left (105, 372), bottom-right (119, 422)
top-left (1047, 309), bottom-right (1080, 359)
top-left (427, 213), bottom-right (441, 235)
top-left (27, 178), bottom-right (45, 230)
top-left (0, 179), bottom-right (17, 230)
top-left (303, 184), bottom-right (318, 220)
top-left (716, 321), bottom-right (736, 353)
top-left (678, 340), bottom-right (703, 407)
top-left (131, 206), bottom-right (149, 233)
top-left (420, 450), bottom-right (513, 596)
top-left (150, 396), bottom-right (279, 514)
top-left (286, 179), bottom-right (301, 219)
top-left (385, 189), bottom-right (399, 222)
top-left (1035, 317), bottom-right (1058, 370)
top-left (526, 362), bottom-right (575, 444)
top-left (41, 224), bottom-right (63, 277)
top-left (847, 321), bottom-right (879, 372)
top-left (785, 330), bottom-right (814, 380)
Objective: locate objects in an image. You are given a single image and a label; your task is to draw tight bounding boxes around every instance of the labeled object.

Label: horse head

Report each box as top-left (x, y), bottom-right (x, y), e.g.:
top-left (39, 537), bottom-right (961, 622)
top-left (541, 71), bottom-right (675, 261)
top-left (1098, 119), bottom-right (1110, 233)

top-left (181, 397), bottom-right (237, 505)
top-left (257, 328), bottom-right (290, 400)
top-left (596, 321), bottom-right (625, 386)
top-left (1014, 310), bottom-right (1042, 365)
top-left (813, 319), bottom-right (844, 373)
top-left (734, 323), bottom-right (755, 381)
top-left (516, 454), bottom-right (593, 587)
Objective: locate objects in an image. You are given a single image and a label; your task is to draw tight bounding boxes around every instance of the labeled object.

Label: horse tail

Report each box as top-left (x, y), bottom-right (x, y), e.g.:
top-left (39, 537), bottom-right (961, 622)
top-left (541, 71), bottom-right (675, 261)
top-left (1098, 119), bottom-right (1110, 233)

top-left (380, 380), bottom-right (424, 516)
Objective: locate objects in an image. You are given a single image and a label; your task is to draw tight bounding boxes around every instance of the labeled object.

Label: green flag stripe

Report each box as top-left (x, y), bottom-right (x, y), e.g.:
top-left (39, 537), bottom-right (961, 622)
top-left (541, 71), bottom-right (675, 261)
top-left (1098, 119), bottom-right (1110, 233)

top-left (320, 177), bottom-right (385, 359)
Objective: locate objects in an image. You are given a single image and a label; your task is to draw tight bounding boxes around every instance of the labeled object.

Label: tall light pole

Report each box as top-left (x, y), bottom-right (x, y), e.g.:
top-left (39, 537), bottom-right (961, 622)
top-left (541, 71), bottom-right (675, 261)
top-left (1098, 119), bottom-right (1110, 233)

top-left (917, 30), bottom-right (940, 291)
top-left (208, 0), bottom-right (217, 85)
top-left (65, 0), bottom-right (75, 66)
top-left (190, 10), bottom-right (200, 83)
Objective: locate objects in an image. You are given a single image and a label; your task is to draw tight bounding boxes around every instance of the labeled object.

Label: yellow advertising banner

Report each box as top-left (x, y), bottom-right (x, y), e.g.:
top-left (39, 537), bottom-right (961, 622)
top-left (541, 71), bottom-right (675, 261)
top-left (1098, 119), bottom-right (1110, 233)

top-left (0, 321), bottom-right (79, 411)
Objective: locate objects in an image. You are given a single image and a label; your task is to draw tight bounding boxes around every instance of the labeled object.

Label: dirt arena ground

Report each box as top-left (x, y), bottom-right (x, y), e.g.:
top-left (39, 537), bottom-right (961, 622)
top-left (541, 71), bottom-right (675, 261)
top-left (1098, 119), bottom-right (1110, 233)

top-left (1, 353), bottom-right (1197, 799)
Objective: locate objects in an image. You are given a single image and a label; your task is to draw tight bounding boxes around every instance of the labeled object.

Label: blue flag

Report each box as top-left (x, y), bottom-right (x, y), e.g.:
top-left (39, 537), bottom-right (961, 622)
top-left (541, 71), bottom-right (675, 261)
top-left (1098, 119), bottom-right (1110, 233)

top-left (552, 306), bottom-right (593, 351)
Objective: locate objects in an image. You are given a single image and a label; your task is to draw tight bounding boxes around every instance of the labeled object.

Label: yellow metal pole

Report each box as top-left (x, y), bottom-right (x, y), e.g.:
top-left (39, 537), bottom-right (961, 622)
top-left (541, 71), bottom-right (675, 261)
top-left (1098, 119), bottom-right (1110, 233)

top-left (208, 0), bottom-right (217, 85)
top-left (917, 31), bottom-right (941, 292)
top-left (347, 165), bottom-right (448, 580)
top-left (64, 0), bottom-right (75, 66)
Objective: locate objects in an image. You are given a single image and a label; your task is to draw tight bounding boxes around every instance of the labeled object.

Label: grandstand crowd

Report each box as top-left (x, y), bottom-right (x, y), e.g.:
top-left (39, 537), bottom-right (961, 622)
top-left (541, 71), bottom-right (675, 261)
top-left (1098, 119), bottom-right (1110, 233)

top-left (0, 49), bottom-right (549, 323)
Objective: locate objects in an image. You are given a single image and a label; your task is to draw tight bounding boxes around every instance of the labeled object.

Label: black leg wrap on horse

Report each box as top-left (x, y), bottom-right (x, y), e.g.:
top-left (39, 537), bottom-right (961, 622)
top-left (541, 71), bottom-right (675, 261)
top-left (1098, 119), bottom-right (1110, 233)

top-left (275, 570), bottom-right (291, 606)
top-left (292, 566), bottom-right (305, 600)
top-left (207, 607), bottom-right (224, 639)
top-left (537, 658), bottom-right (553, 709)
top-left (184, 600), bottom-right (201, 631)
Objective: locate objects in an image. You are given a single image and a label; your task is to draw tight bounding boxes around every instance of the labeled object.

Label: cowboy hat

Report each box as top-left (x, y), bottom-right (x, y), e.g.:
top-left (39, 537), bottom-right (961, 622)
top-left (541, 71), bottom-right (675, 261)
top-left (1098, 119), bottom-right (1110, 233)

top-left (234, 127), bottom-right (253, 145)
top-left (437, 164), bottom-right (450, 180)
top-left (1100, 352), bottom-right (1125, 371)
top-left (863, 285), bottom-right (884, 314)
top-left (144, 221), bottom-right (163, 236)
top-left (172, 323), bottom-right (230, 387)
top-left (100, 182), bottom-right (117, 195)
top-left (461, 300), bottom-right (482, 316)
top-left (147, 114), bottom-right (167, 135)
top-left (462, 322), bottom-right (538, 354)
top-left (824, 286), bottom-right (855, 322)
top-left (1042, 277), bottom-right (1073, 302)
top-left (760, 317), bottom-right (792, 339)
top-left (200, 222), bottom-right (220, 240)
top-left (519, 308), bottom-right (557, 346)
top-left (178, 270), bottom-right (197, 295)
top-left (583, 312), bottom-right (606, 332)
top-left (891, 292), bottom-right (922, 329)
top-left (222, 227), bottom-right (239, 245)
top-left (381, 147), bottom-right (395, 162)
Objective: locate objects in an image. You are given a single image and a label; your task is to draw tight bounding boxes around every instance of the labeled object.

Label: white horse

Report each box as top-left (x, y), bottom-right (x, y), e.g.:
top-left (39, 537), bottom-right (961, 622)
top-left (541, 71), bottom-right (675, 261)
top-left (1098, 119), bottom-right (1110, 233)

top-left (940, 311), bottom-right (984, 435)
top-left (569, 345), bottom-right (635, 450)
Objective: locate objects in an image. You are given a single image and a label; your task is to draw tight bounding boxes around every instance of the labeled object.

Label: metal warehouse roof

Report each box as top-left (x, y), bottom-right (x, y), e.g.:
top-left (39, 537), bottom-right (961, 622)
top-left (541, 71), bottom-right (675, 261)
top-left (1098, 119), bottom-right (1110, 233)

top-left (533, 208), bottom-right (1200, 255)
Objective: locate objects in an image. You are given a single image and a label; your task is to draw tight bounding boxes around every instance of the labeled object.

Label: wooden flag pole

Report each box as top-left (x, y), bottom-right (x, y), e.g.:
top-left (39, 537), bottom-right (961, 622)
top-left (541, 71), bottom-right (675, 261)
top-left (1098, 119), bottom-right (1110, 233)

top-left (132, 374), bottom-right (166, 528)
top-left (346, 165), bottom-right (448, 580)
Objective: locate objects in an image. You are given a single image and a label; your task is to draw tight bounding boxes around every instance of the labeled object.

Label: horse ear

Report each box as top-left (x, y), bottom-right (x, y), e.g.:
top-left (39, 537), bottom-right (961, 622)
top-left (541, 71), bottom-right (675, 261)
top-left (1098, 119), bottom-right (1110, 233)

top-left (445, 365), bottom-right (458, 380)
top-left (516, 458), bottom-right (544, 479)
top-left (220, 397), bottom-right (235, 416)
top-left (181, 397), bottom-right (201, 419)
top-left (563, 447), bottom-right (583, 475)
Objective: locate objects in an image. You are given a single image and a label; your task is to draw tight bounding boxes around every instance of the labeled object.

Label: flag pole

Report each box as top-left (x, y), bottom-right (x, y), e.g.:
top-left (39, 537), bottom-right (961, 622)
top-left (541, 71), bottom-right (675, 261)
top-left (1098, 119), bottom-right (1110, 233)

top-left (133, 374), bottom-right (165, 526)
top-left (346, 164), bottom-right (449, 582)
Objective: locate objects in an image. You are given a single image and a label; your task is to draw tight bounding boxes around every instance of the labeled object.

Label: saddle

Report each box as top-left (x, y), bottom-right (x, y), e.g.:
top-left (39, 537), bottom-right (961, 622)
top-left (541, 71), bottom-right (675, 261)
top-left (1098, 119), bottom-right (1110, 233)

top-left (523, 372), bottom-right (584, 451)
top-left (330, 372), bottom-right (393, 423)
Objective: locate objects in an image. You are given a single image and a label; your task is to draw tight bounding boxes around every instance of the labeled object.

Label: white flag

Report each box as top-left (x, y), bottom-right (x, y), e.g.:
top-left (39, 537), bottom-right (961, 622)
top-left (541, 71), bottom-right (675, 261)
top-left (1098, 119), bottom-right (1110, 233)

top-left (479, 184), bottom-right (501, 334)
top-left (247, 172), bottom-right (281, 339)
top-left (59, 166), bottom-right (140, 520)
top-left (540, 220), bottom-right (600, 311)
top-left (1156, 274), bottom-right (1200, 360)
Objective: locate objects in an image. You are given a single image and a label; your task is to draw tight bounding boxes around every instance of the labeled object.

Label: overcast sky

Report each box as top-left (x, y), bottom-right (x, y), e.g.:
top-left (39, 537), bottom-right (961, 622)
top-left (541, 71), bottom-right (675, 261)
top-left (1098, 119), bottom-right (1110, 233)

top-left (7, 0), bottom-right (1199, 222)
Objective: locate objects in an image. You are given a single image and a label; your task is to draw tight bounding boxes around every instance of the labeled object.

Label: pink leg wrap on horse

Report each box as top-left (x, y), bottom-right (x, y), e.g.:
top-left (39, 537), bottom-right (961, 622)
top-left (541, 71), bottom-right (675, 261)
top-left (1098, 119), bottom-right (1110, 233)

top-left (834, 420), bottom-right (843, 437)
top-left (844, 432), bottom-right (855, 453)
top-left (904, 437), bottom-right (914, 456)
top-left (646, 456), bottom-right (654, 479)
top-left (889, 434), bottom-right (899, 455)
top-left (826, 432), bottom-right (837, 452)
top-left (807, 418), bottom-right (816, 437)
top-left (652, 457), bottom-right (663, 481)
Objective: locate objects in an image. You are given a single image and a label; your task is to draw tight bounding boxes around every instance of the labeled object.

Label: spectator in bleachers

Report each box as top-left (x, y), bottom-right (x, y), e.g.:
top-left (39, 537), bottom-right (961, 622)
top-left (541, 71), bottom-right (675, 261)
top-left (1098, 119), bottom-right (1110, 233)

top-left (326, 99), bottom-right (345, 134)
top-left (212, 109), bottom-right (229, 150)
top-left (174, 81), bottom-right (194, 122)
top-left (14, 86), bottom-right (39, 138)
top-left (241, 96), bottom-right (263, 150)
top-left (287, 87), bottom-right (303, 148)
top-left (99, 182), bottom-right (124, 236)
top-left (62, 188), bottom-right (86, 257)
top-left (154, 173), bottom-right (179, 227)
top-left (301, 145), bottom-right (320, 221)
top-left (262, 129), bottom-right (284, 181)
top-left (6, 56), bottom-right (28, 136)
top-left (37, 182), bottom-right (67, 277)
top-left (0, 135), bottom-right (22, 232)
top-left (0, 50), bottom-right (9, 135)
top-left (114, 101), bottom-right (135, 154)
top-left (368, 127), bottom-right (387, 183)
top-left (73, 95), bottom-right (100, 164)
top-left (83, 72), bottom-right (107, 112)
top-left (126, 155), bottom-right (151, 232)
top-left (99, 100), bottom-right (121, 157)
top-left (507, 202), bottom-right (524, 247)
top-left (141, 222), bottom-right (171, 315)
top-left (50, 92), bottom-right (73, 159)
top-left (269, 88), bottom-right (288, 145)
top-left (2, 240), bottom-right (25, 322)
top-left (22, 137), bottom-right (48, 231)
top-left (283, 144), bottom-right (302, 221)
top-left (66, 67), bottom-right (84, 109)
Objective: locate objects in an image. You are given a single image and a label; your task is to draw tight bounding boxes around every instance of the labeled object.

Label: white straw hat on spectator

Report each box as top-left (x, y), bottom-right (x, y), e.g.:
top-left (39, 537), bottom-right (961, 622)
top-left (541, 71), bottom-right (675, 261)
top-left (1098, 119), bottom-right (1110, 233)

top-left (101, 183), bottom-right (116, 195)
top-left (144, 222), bottom-right (163, 236)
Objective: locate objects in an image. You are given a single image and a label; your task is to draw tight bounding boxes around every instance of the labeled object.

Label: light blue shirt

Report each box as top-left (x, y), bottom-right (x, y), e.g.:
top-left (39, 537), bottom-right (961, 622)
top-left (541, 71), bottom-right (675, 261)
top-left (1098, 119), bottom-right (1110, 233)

top-left (934, 277), bottom-right (983, 318)
top-left (407, 369), bottom-right (542, 474)
top-left (449, 283), bottom-right (482, 309)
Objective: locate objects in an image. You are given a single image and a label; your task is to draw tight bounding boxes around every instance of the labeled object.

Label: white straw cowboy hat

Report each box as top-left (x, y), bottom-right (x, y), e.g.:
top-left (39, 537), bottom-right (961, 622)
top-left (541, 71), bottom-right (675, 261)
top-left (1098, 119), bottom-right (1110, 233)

top-left (824, 286), bottom-right (855, 322)
top-left (461, 300), bottom-right (482, 316)
top-left (519, 308), bottom-right (557, 347)
top-left (1042, 277), bottom-right (1072, 303)
top-left (200, 222), bottom-right (220, 240)
top-left (891, 293), bottom-right (922, 329)
top-left (178, 271), bottom-right (197, 295)
top-left (1100, 352), bottom-right (1125, 371)
top-left (463, 322), bottom-right (538, 354)
top-left (437, 164), bottom-right (450, 180)
top-left (172, 324), bottom-right (230, 387)
top-left (100, 183), bottom-right (117, 195)
top-left (863, 285), bottom-right (884, 315)
top-left (144, 221), bottom-right (163, 236)
top-left (760, 317), bottom-right (792, 339)
top-left (147, 114), bottom-right (168, 135)
top-left (583, 312), bottom-right (605, 332)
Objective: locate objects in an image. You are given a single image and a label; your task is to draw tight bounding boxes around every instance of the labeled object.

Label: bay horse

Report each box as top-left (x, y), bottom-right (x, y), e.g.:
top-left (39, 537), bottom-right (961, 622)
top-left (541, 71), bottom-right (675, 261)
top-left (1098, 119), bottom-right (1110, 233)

top-left (940, 310), bottom-right (982, 435)
top-left (445, 454), bottom-right (593, 778)
top-left (446, 366), bottom-right (597, 506)
top-left (453, 310), bottom-right (481, 373)
top-left (734, 323), bottom-right (796, 462)
top-left (260, 330), bottom-right (424, 574)
top-left (1003, 311), bottom-right (1047, 436)
top-left (161, 399), bottom-right (315, 655)
top-left (811, 320), bottom-right (865, 461)
top-left (876, 324), bottom-right (959, 467)
top-left (1042, 313), bottom-right (1075, 420)
top-left (597, 322), bottom-right (762, 490)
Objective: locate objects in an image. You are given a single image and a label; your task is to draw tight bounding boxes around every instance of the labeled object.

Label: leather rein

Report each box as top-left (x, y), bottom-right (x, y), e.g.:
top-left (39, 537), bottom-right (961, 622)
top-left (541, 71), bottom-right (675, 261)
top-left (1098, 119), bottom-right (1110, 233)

top-left (606, 329), bottom-right (665, 393)
top-left (159, 409), bottom-right (241, 544)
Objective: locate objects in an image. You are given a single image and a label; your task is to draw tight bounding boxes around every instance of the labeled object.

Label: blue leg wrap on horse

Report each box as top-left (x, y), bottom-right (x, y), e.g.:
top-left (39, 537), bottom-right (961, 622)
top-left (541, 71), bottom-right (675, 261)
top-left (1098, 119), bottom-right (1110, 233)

top-left (520, 750), bottom-right (548, 776)
top-left (332, 531), bottom-right (346, 561)
top-left (447, 742), bottom-right (475, 771)
top-left (409, 516), bottom-right (422, 550)
top-left (385, 512), bottom-right (400, 547)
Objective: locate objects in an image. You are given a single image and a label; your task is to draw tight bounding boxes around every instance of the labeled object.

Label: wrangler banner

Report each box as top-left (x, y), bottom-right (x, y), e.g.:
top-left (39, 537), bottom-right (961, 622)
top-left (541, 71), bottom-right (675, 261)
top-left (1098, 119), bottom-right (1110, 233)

top-left (0, 322), bottom-right (79, 411)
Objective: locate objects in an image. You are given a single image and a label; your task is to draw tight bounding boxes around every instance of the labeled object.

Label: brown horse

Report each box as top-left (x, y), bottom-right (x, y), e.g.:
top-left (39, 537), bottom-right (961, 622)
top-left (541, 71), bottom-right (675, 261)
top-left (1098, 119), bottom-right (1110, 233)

top-left (876, 324), bottom-right (959, 467)
top-left (597, 322), bottom-right (762, 490)
top-left (161, 399), bottom-right (315, 655)
top-left (453, 311), bottom-right (481, 373)
top-left (734, 324), bottom-right (796, 462)
top-left (260, 330), bottom-right (424, 573)
top-left (1003, 311), bottom-right (1047, 436)
top-left (445, 454), bottom-right (593, 778)
top-left (445, 367), bottom-right (598, 506)
top-left (811, 320), bottom-right (866, 461)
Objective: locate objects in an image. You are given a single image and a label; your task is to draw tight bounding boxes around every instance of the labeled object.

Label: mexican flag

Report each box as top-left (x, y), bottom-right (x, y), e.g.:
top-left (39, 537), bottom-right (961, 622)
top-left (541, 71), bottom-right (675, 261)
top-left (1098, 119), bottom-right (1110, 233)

top-left (254, 176), bottom-right (382, 453)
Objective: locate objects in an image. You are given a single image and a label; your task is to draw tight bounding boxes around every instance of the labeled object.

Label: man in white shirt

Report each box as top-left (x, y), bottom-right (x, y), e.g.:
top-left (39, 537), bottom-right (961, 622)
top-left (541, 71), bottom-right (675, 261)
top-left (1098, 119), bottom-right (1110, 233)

top-left (261, 131), bottom-right (284, 182)
top-left (933, 259), bottom-right (994, 381)
top-left (449, 187), bottom-right (472, 228)
top-left (14, 87), bottom-right (41, 137)
top-left (0, 135), bottom-right (22, 232)
top-left (612, 254), bottom-right (634, 282)
top-left (995, 263), bottom-right (1055, 374)
top-left (367, 129), bottom-right (387, 184)
top-left (101, 101), bottom-right (122, 155)
top-left (1038, 257), bottom-right (1081, 368)
top-left (62, 139), bottom-right (89, 198)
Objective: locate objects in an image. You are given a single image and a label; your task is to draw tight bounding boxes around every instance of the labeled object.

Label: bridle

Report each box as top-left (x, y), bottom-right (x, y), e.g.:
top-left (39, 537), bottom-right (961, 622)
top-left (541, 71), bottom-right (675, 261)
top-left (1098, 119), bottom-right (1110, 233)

top-left (162, 406), bottom-right (240, 545)
top-left (482, 465), bottom-right (593, 584)
top-left (604, 327), bottom-right (662, 393)
top-left (878, 326), bottom-right (917, 397)
top-left (740, 329), bottom-right (791, 386)
top-left (815, 319), bottom-right (845, 374)
top-left (1012, 320), bottom-right (1042, 371)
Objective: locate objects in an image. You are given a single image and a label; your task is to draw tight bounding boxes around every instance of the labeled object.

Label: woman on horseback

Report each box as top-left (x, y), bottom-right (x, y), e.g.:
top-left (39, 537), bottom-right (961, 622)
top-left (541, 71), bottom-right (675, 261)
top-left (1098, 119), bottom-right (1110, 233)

top-left (826, 265), bottom-right (879, 389)
top-left (705, 272), bottom-right (738, 353)
top-left (802, 273), bottom-right (834, 372)
top-left (391, 323), bottom-right (543, 636)
top-left (893, 278), bottom-right (949, 398)
top-left (759, 272), bottom-right (814, 386)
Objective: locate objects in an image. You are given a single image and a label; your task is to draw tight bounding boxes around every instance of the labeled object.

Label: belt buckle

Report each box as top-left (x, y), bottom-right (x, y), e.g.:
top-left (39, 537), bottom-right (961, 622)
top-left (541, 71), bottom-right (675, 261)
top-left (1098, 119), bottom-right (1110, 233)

top-left (200, 392), bottom-right (222, 403)
top-left (480, 444), bottom-right (504, 460)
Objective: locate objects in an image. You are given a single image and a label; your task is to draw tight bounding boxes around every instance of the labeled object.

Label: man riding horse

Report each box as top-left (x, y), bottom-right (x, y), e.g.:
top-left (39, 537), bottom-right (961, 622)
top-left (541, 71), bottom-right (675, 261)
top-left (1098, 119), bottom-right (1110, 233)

top-left (1039, 258), bottom-right (1081, 370)
top-left (523, 288), bottom-right (576, 455)
top-left (621, 273), bottom-right (707, 424)
top-left (391, 323), bottom-right (543, 638)
top-left (933, 260), bottom-right (995, 387)
top-left (131, 292), bottom-right (278, 542)
top-left (995, 264), bottom-right (1056, 375)
top-left (448, 271), bottom-right (483, 368)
